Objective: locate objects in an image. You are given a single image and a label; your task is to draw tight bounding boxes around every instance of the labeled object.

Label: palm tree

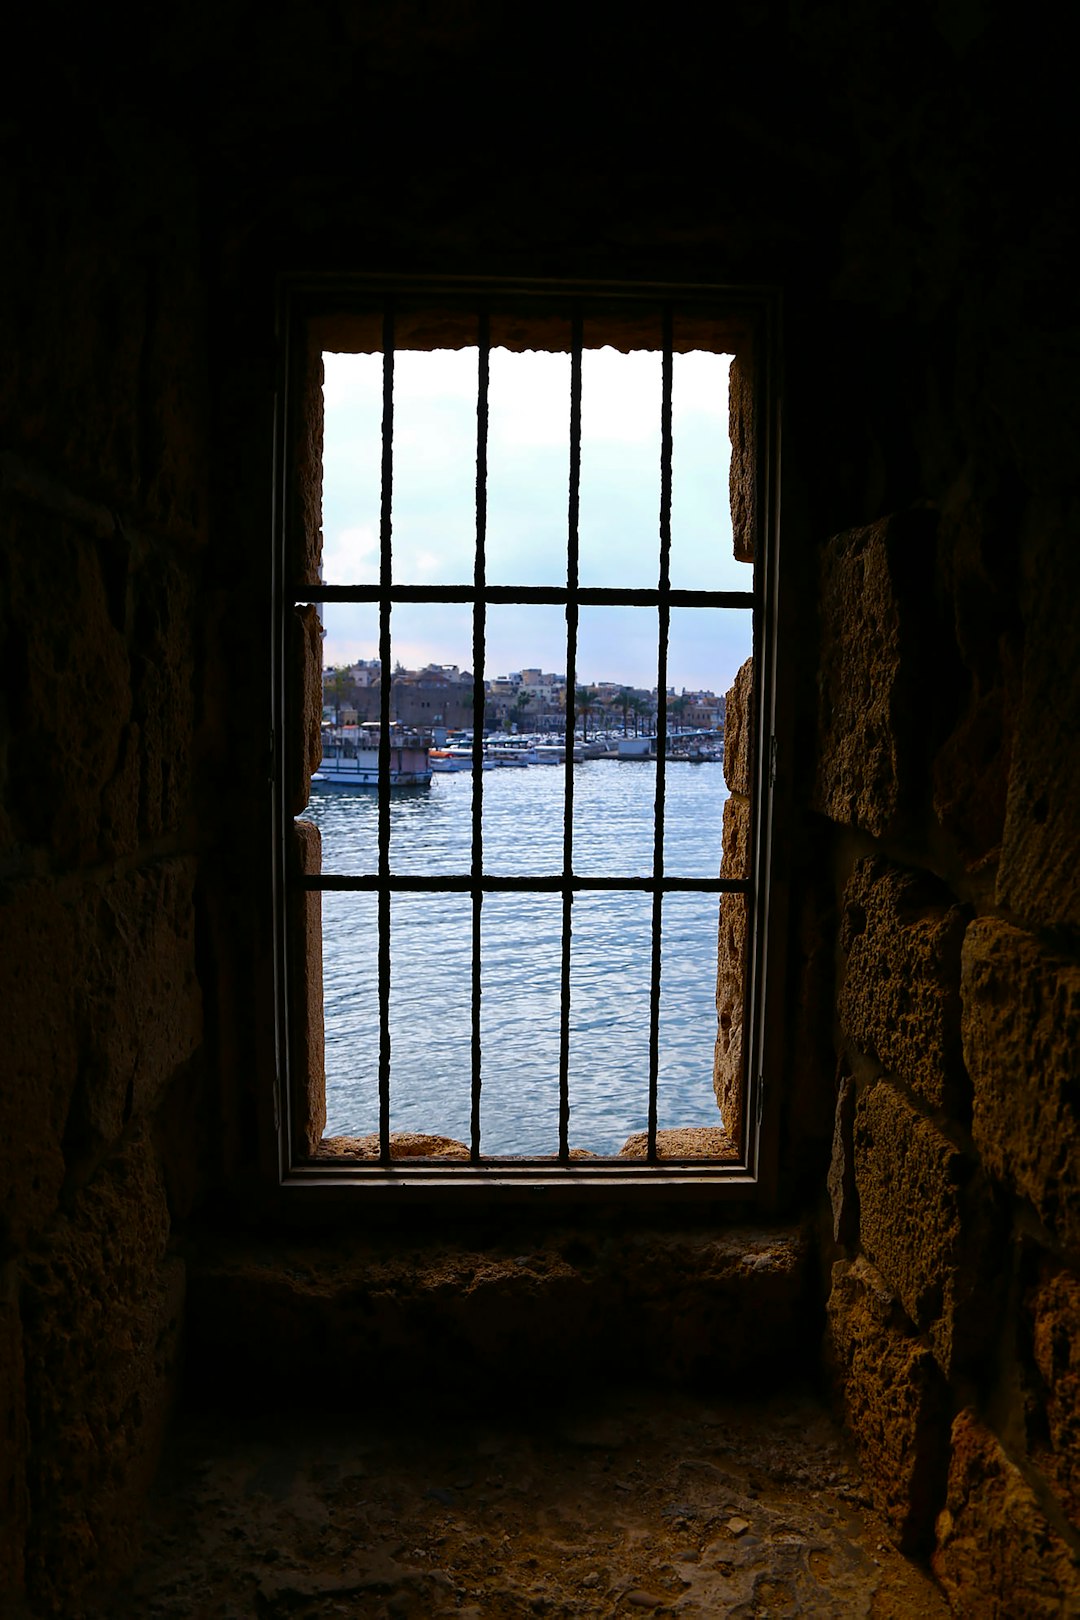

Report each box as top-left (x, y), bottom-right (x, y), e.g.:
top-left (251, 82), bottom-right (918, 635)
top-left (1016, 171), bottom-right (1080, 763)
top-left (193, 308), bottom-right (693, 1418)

top-left (326, 665), bottom-right (353, 726)
top-left (574, 686), bottom-right (595, 742)
top-left (617, 687), bottom-right (635, 736)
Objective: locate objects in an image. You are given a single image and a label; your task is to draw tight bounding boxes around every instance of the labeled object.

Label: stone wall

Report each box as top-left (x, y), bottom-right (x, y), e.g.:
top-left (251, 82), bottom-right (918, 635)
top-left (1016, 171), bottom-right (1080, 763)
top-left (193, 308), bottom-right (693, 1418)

top-left (1, 94), bottom-right (208, 1612)
top-left (3, 1), bottom-right (1078, 1612)
top-left (817, 497), bottom-right (1080, 1604)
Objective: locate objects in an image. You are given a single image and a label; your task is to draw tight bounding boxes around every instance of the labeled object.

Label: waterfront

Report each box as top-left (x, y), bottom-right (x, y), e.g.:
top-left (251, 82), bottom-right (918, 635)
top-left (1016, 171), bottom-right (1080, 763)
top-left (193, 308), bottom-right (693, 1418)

top-left (302, 759), bottom-right (731, 1155)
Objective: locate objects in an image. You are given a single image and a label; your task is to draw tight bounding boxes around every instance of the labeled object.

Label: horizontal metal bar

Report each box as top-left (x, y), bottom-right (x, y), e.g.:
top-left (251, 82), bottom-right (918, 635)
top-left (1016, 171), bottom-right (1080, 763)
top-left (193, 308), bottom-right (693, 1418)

top-left (296, 584), bottom-right (754, 609)
top-left (302, 873), bottom-right (751, 894)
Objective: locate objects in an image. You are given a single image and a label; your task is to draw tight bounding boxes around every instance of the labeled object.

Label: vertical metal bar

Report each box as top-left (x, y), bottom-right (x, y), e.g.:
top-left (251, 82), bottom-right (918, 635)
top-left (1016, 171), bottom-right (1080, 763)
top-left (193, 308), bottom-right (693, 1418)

top-left (648, 307), bottom-right (674, 1162)
top-left (378, 306), bottom-right (395, 1166)
top-left (558, 313), bottom-right (583, 1162)
top-left (470, 312), bottom-right (490, 1161)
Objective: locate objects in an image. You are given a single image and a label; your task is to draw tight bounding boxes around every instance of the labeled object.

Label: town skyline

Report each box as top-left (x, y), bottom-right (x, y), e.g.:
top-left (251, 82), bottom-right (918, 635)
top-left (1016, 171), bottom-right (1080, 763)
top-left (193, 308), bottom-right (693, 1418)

top-left (319, 346), bottom-right (753, 695)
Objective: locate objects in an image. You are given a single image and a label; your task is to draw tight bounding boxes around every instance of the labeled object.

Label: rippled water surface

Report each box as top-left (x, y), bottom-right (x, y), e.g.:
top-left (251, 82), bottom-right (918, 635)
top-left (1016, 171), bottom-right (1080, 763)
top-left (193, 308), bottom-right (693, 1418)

top-left (302, 759), bottom-right (731, 1155)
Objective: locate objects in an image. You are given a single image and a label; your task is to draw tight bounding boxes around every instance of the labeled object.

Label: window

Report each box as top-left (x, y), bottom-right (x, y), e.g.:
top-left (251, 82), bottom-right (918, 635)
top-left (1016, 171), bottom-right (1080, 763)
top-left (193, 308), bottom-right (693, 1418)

top-left (272, 278), bottom-right (781, 1193)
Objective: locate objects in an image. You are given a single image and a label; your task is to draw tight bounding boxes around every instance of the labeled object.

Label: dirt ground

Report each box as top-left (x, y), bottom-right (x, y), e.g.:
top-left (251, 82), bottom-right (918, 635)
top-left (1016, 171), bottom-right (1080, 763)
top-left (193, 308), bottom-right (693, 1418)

top-left (90, 1387), bottom-right (951, 1618)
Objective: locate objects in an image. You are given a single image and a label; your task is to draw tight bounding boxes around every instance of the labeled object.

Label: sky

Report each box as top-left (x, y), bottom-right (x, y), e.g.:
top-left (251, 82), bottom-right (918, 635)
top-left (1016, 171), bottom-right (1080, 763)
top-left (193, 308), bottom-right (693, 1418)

top-left (319, 346), bottom-right (753, 695)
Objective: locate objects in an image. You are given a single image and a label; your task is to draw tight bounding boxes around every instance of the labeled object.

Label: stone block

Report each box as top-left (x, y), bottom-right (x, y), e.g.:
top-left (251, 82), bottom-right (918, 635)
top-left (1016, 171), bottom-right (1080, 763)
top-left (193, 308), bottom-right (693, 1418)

top-left (713, 893), bottom-right (747, 1139)
top-left (66, 860), bottom-right (203, 1173)
top-left (931, 496), bottom-right (1021, 872)
top-left (4, 504), bottom-right (134, 864)
top-left (290, 820), bottom-right (326, 1154)
top-left (728, 349), bottom-right (755, 566)
top-left (0, 1270), bottom-right (28, 1597)
top-left (290, 342), bottom-right (326, 588)
top-left (723, 657), bottom-right (754, 797)
top-left (998, 498), bottom-right (1080, 930)
top-left (962, 917), bottom-right (1080, 1254)
top-left (827, 1071), bottom-right (857, 1246)
top-left (0, 860), bottom-right (202, 1233)
top-left (21, 1130), bottom-right (183, 1611)
top-left (1026, 1260), bottom-right (1080, 1532)
top-left (184, 1226), bottom-right (810, 1402)
top-left (289, 605), bottom-right (324, 817)
top-left (130, 546), bottom-right (196, 842)
top-left (932, 686), bottom-right (1014, 873)
top-left (4, 125), bottom-right (206, 530)
top-left (826, 1256), bottom-right (949, 1552)
top-left (814, 513), bottom-right (936, 837)
top-left (839, 858), bottom-right (966, 1111)
top-left (0, 882), bottom-right (82, 1247)
top-left (719, 787), bottom-right (750, 879)
top-left (933, 1409), bottom-right (1080, 1617)
top-left (854, 1080), bottom-right (995, 1377)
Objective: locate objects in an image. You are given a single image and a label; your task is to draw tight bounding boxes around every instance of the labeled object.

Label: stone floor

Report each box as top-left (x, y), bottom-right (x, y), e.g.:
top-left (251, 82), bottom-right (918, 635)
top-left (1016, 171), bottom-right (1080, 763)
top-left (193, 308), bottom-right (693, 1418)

top-left (89, 1386), bottom-right (950, 1618)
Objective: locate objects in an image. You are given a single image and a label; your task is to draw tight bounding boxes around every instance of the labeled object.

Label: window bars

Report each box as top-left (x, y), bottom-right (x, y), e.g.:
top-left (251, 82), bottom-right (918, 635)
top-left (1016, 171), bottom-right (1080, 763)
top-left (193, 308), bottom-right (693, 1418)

top-left (284, 283), bottom-right (768, 1173)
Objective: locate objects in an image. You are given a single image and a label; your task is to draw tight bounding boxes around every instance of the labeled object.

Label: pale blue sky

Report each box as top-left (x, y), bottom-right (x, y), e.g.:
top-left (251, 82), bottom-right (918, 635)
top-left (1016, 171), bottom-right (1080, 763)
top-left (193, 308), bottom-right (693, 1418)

top-left (320, 347), bottom-right (752, 693)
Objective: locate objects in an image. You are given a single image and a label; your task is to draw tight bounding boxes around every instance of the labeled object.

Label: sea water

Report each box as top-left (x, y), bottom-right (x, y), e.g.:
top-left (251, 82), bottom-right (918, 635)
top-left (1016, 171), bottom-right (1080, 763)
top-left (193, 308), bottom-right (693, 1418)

top-left (301, 759), bottom-right (730, 1155)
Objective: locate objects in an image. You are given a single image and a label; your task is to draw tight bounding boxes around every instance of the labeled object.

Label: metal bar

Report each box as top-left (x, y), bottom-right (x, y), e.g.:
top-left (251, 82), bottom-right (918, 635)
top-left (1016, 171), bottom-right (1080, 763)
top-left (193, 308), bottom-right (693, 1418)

top-left (299, 584), bottom-right (754, 609)
top-left (303, 873), bottom-right (752, 894)
top-left (377, 307), bottom-right (395, 1166)
top-left (647, 309), bottom-right (675, 1164)
top-left (470, 314), bottom-right (490, 1162)
top-left (558, 311), bottom-right (583, 1162)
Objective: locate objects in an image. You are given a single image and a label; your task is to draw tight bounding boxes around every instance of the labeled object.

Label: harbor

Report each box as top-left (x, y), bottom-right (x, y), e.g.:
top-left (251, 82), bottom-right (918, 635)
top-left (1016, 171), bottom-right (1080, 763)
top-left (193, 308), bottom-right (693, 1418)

top-left (311, 721), bottom-right (724, 791)
top-left (302, 754), bottom-right (731, 1155)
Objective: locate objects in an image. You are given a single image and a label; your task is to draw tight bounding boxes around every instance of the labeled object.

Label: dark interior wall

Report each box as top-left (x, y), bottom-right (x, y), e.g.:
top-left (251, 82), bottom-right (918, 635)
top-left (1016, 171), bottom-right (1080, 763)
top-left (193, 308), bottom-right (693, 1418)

top-left (3, 2), bottom-right (1078, 1611)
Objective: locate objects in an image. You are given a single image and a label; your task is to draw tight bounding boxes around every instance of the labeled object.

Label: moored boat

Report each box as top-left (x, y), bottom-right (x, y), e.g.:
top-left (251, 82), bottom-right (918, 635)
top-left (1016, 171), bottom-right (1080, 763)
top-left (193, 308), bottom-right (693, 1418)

top-left (312, 722), bottom-right (432, 789)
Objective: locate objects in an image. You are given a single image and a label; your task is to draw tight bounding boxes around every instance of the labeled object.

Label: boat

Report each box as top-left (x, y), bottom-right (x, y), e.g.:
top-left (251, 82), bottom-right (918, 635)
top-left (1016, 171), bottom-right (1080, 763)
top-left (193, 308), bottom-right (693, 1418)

top-left (311, 722), bottom-right (432, 789)
top-left (429, 747), bottom-right (496, 772)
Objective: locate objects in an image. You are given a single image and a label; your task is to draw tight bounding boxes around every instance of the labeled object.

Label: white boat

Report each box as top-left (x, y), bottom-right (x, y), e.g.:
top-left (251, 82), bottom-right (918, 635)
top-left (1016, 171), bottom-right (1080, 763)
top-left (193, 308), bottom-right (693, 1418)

top-left (312, 722), bottom-right (432, 789)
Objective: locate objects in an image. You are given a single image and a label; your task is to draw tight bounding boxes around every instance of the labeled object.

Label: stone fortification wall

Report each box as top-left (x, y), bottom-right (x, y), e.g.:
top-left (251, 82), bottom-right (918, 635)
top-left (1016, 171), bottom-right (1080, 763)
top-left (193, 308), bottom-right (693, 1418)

top-left (0, 103), bottom-right (208, 1611)
top-left (3, 0), bottom-right (1078, 1613)
top-left (815, 494), bottom-right (1080, 1607)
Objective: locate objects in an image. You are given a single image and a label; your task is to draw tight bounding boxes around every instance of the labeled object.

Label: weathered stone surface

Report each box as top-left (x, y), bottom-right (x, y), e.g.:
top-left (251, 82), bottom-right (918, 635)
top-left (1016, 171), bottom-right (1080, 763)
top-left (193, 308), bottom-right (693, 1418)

top-left (289, 604), bottom-right (323, 817)
top-left (0, 1271), bottom-right (28, 1597)
top-left (291, 343), bottom-right (326, 588)
top-left (290, 820), bottom-right (326, 1154)
top-left (931, 495), bottom-right (1021, 872)
top-left (619, 1126), bottom-right (735, 1158)
top-left (0, 882), bottom-right (81, 1246)
top-left (854, 1080), bottom-right (995, 1377)
top-left (814, 514), bottom-right (936, 837)
top-left (21, 1131), bottom-right (183, 1612)
top-left (998, 497), bottom-right (1080, 930)
top-left (185, 1227), bottom-right (810, 1398)
top-left (0, 861), bottom-right (201, 1247)
top-left (86, 1393), bottom-right (949, 1619)
top-left (4, 505), bottom-right (134, 863)
top-left (728, 349), bottom-right (756, 565)
top-left (826, 1256), bottom-right (949, 1551)
top-left (2, 501), bottom-right (197, 865)
top-left (933, 686), bottom-right (1014, 873)
top-left (933, 1409), bottom-right (1080, 1617)
top-left (3, 124), bottom-right (207, 532)
top-left (1026, 1261), bottom-right (1080, 1532)
top-left (318, 1133), bottom-right (470, 1159)
top-left (66, 860), bottom-right (203, 1174)
top-left (129, 547), bottom-right (196, 843)
top-left (723, 657), bottom-right (753, 797)
top-left (713, 893), bottom-right (747, 1139)
top-left (839, 858), bottom-right (966, 1111)
top-left (962, 917), bottom-right (1080, 1254)
top-left (719, 784), bottom-right (750, 879)
top-left (827, 1071), bottom-right (857, 1246)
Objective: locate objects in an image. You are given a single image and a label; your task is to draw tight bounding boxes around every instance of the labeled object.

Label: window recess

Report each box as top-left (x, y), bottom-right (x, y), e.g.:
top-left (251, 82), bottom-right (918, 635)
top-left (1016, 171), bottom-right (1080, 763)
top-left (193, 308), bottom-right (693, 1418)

top-left (273, 278), bottom-right (781, 1194)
